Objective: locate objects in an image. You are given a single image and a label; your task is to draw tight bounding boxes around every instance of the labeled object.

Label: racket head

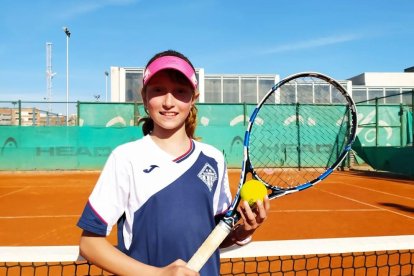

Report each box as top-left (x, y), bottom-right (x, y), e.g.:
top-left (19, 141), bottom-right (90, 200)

top-left (227, 72), bottom-right (357, 217)
top-left (249, 72), bottom-right (357, 197)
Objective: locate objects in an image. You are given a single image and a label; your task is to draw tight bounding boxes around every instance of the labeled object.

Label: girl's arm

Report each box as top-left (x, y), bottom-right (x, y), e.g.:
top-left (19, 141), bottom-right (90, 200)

top-left (79, 231), bottom-right (199, 276)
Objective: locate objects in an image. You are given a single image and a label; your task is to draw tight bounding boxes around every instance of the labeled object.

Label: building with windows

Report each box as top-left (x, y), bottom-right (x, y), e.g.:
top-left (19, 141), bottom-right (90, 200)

top-left (0, 107), bottom-right (65, 126)
top-left (110, 67), bottom-right (279, 104)
top-left (349, 72), bottom-right (414, 104)
top-left (110, 66), bottom-right (414, 105)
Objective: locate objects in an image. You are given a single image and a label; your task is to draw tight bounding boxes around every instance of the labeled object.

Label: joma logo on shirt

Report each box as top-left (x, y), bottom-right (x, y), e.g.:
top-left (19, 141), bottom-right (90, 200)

top-left (197, 163), bottom-right (218, 191)
top-left (143, 165), bottom-right (159, 173)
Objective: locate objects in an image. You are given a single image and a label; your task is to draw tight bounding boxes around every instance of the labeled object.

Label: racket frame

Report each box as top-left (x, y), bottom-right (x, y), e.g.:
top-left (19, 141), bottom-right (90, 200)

top-left (228, 72), bottom-right (357, 216)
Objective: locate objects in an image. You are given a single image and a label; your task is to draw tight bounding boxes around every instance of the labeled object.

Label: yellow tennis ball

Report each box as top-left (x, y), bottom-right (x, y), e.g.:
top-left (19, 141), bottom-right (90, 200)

top-left (240, 180), bottom-right (267, 206)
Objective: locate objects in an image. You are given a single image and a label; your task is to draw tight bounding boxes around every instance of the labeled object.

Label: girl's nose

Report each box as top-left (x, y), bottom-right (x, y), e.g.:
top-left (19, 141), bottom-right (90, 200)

top-left (163, 92), bottom-right (174, 107)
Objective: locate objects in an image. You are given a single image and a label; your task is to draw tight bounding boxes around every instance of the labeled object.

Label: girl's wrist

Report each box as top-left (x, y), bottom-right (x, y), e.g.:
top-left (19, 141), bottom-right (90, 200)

top-left (233, 224), bottom-right (252, 246)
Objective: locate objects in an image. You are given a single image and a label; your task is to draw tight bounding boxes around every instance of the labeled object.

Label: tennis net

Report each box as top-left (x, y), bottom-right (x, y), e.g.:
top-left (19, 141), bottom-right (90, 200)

top-left (1, 235), bottom-right (413, 276)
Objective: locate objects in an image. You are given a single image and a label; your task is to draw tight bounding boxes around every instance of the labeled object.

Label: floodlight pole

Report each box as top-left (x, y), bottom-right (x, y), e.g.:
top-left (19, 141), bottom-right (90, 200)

top-left (63, 27), bottom-right (71, 126)
top-left (105, 71), bottom-right (109, 102)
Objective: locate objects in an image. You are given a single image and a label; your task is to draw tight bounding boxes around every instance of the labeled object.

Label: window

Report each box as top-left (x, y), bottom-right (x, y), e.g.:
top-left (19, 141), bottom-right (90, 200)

top-left (385, 89), bottom-right (401, 104)
top-left (125, 72), bottom-right (143, 102)
top-left (205, 78), bottom-right (221, 103)
top-left (223, 78), bottom-right (239, 103)
top-left (402, 89), bottom-right (413, 105)
top-left (352, 88), bottom-right (368, 103)
top-left (241, 78), bottom-right (256, 103)
top-left (368, 88), bottom-right (385, 103)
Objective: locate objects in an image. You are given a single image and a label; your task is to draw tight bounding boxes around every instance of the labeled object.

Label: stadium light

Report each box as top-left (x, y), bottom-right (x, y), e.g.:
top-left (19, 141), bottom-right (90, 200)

top-left (63, 27), bottom-right (71, 125)
top-left (105, 71), bottom-right (109, 102)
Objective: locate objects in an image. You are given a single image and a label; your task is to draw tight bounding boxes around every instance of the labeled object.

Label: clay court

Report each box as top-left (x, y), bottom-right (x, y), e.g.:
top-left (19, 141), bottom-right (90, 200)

top-left (1, 169), bottom-right (413, 246)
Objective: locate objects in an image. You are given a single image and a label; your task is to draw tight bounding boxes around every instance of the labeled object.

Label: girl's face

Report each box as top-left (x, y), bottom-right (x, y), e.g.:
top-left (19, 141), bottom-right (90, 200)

top-left (143, 70), bottom-right (198, 136)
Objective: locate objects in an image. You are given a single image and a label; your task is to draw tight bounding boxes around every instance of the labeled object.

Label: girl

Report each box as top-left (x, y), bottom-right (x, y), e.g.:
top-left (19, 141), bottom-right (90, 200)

top-left (77, 50), bottom-right (269, 276)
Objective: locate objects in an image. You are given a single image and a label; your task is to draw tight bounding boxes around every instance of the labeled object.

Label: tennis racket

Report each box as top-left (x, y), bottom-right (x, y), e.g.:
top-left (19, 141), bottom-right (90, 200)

top-left (186, 72), bottom-right (358, 271)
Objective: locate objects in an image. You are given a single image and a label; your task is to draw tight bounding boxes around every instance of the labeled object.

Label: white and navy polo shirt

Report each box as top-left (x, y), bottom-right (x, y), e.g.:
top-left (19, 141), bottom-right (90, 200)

top-left (77, 135), bottom-right (231, 275)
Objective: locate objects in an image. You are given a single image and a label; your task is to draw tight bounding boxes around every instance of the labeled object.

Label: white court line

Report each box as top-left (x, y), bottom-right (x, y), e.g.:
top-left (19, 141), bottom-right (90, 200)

top-left (1, 184), bottom-right (90, 188)
top-left (0, 186), bottom-right (30, 198)
top-left (0, 210), bottom-right (382, 220)
top-left (269, 209), bottom-right (381, 213)
top-left (341, 182), bottom-right (414, 201)
top-left (0, 215), bottom-right (79, 219)
top-left (316, 188), bottom-right (414, 220)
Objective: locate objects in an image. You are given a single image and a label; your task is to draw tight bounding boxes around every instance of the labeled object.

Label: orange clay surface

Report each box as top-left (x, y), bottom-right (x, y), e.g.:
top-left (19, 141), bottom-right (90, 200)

top-left (0, 170), bottom-right (413, 246)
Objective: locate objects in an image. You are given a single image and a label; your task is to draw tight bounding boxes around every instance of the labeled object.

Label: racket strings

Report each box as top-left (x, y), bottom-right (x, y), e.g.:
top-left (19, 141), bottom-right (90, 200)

top-left (248, 76), bottom-right (353, 189)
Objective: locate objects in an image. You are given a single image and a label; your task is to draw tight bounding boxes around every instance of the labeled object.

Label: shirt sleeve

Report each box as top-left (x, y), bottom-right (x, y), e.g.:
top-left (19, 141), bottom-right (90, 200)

top-left (77, 150), bottom-right (131, 236)
top-left (214, 155), bottom-right (232, 216)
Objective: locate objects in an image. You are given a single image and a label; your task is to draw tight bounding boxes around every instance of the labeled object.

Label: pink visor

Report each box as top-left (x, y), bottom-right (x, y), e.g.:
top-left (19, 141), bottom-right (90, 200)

top-left (143, 56), bottom-right (198, 89)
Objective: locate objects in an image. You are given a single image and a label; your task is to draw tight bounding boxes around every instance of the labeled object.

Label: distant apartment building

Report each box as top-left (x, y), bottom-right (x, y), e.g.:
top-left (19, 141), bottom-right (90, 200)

top-left (0, 107), bottom-right (65, 126)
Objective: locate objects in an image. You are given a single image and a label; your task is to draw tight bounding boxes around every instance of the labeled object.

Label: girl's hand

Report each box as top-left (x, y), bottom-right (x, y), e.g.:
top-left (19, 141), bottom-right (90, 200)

top-left (235, 195), bottom-right (270, 240)
top-left (157, 259), bottom-right (199, 276)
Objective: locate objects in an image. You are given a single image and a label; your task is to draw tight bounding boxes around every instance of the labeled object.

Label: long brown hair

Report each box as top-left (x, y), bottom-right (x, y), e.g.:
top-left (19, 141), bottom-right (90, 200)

top-left (139, 50), bottom-right (199, 139)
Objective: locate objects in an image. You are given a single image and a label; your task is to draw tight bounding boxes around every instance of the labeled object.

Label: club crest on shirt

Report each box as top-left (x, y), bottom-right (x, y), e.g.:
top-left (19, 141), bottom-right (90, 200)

top-left (197, 163), bottom-right (218, 191)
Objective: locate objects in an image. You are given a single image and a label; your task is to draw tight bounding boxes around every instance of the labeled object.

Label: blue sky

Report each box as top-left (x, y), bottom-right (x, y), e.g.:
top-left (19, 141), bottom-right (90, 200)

top-left (1, 0), bottom-right (413, 103)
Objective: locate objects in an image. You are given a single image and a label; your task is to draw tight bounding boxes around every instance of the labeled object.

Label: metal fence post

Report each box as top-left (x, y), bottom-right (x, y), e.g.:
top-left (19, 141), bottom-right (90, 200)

top-left (18, 100), bottom-right (22, 126)
top-left (76, 101), bottom-right (80, 126)
top-left (375, 97), bottom-right (379, 147)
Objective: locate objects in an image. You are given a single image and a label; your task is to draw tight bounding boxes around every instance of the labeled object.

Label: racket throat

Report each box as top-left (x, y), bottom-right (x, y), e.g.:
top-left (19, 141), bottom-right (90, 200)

top-left (222, 212), bottom-right (241, 228)
top-left (268, 187), bottom-right (290, 199)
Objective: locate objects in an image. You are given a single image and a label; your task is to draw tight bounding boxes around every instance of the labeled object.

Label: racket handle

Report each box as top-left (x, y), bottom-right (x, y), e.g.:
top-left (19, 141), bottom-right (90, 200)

top-left (186, 220), bottom-right (232, 272)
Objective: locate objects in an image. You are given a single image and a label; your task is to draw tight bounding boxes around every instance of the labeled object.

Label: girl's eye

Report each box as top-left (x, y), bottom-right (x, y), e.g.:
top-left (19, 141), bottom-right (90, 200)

top-left (176, 87), bottom-right (192, 94)
top-left (149, 86), bottom-right (164, 93)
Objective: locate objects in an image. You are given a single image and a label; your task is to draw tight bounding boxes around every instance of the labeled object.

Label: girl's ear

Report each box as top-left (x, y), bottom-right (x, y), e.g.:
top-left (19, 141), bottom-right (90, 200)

top-left (141, 89), bottom-right (147, 105)
top-left (192, 91), bottom-right (200, 104)
top-left (141, 89), bottom-right (149, 114)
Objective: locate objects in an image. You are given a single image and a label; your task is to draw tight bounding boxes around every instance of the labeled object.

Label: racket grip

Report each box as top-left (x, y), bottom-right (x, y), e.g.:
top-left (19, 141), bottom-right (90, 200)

top-left (186, 220), bottom-right (232, 272)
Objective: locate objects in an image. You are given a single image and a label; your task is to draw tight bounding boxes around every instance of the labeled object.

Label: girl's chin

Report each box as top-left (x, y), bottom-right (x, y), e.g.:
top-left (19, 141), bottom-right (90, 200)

top-left (153, 124), bottom-right (186, 133)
